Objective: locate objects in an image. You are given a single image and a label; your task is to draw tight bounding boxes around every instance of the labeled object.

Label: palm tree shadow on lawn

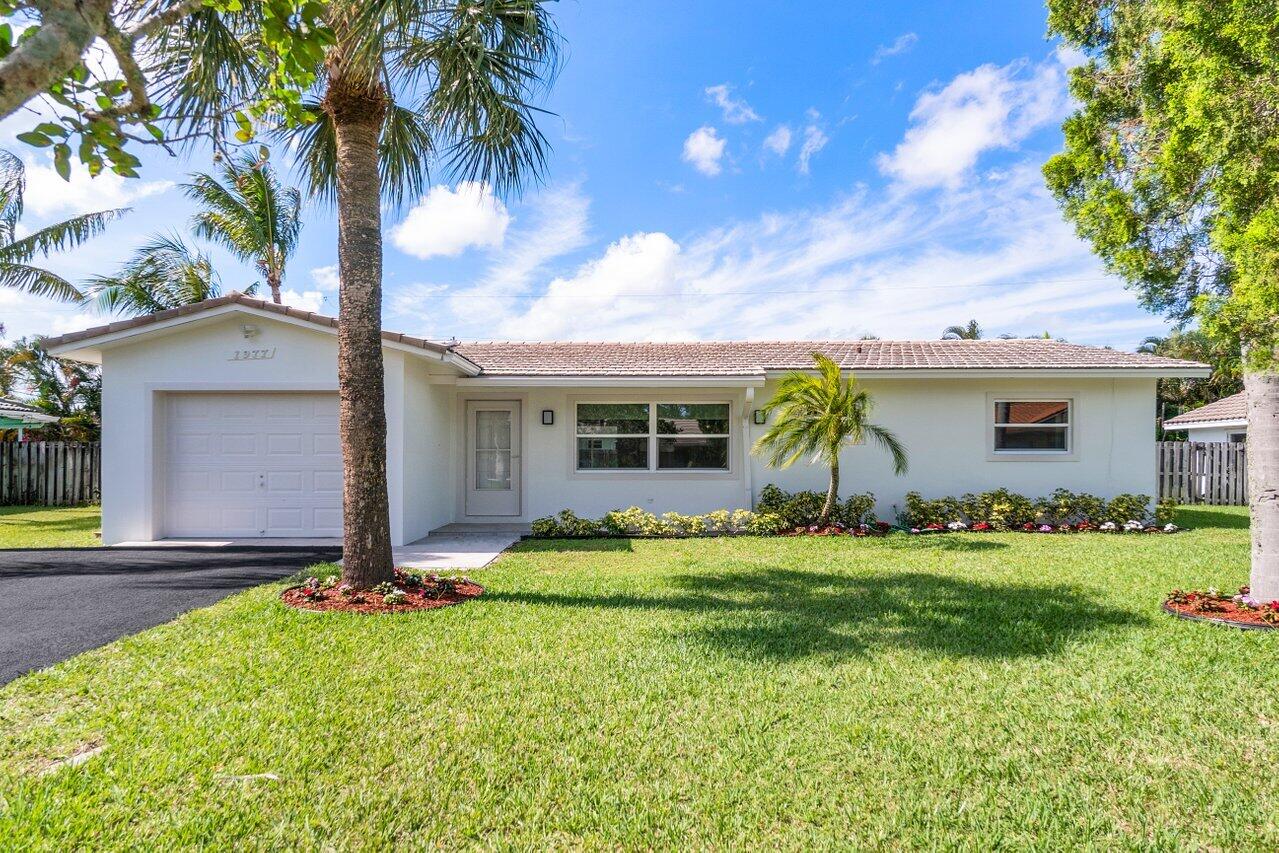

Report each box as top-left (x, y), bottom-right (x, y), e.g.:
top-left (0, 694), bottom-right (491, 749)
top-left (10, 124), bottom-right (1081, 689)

top-left (490, 566), bottom-right (1144, 662)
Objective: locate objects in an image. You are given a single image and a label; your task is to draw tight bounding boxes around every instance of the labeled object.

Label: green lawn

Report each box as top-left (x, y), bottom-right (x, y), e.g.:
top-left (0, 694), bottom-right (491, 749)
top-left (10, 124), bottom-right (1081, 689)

top-left (2, 506), bottom-right (1275, 848)
top-left (0, 505), bottom-right (100, 548)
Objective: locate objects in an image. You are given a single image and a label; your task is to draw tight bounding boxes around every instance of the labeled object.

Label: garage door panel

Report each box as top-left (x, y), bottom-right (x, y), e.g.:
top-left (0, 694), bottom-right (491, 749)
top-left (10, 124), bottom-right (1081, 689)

top-left (165, 393), bottom-right (342, 538)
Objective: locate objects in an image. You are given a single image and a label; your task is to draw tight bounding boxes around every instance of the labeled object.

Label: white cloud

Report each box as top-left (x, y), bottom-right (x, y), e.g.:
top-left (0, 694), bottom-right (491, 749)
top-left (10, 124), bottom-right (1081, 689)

top-left (682, 126), bottom-right (726, 176)
top-left (279, 289), bottom-right (327, 313)
top-left (877, 54), bottom-right (1070, 189)
top-left (455, 165), bottom-right (1167, 348)
top-left (389, 182), bottom-right (510, 259)
top-left (763, 125), bottom-right (792, 157)
top-left (388, 183), bottom-right (591, 331)
top-left (797, 115), bottom-right (828, 175)
top-left (704, 84), bottom-right (762, 124)
top-left (21, 156), bottom-right (172, 219)
top-left (871, 32), bottom-right (919, 64)
top-left (310, 265), bottom-right (340, 291)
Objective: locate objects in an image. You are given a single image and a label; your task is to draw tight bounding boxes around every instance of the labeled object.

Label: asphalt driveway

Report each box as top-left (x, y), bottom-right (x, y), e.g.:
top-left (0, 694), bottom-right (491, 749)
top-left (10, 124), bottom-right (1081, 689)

top-left (0, 546), bottom-right (340, 685)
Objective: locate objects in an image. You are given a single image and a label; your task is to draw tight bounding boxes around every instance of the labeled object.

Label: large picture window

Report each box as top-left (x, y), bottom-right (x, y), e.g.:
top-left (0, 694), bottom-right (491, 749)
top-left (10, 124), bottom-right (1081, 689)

top-left (576, 402), bottom-right (731, 471)
top-left (993, 400), bottom-right (1071, 453)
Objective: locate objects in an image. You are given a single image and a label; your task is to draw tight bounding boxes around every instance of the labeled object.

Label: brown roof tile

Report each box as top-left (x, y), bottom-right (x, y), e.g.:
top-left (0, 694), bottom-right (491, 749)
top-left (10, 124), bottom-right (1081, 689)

top-left (1162, 391), bottom-right (1247, 427)
top-left (451, 340), bottom-right (1207, 376)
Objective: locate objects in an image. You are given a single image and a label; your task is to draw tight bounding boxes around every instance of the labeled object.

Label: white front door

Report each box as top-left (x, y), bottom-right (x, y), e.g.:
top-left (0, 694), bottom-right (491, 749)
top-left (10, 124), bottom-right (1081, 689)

top-left (164, 392), bottom-right (343, 537)
top-left (465, 400), bottom-right (521, 517)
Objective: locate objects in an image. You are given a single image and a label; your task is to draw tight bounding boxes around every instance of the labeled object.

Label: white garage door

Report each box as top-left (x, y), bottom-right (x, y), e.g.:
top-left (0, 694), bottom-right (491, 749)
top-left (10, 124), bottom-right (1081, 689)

top-left (165, 393), bottom-right (343, 538)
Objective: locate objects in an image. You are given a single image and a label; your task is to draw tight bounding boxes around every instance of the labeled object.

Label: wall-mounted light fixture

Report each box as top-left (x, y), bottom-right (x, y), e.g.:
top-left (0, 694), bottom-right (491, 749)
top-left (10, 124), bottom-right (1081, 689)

top-left (752, 409), bottom-right (766, 425)
top-left (541, 409), bottom-right (555, 426)
top-left (241, 324), bottom-right (260, 339)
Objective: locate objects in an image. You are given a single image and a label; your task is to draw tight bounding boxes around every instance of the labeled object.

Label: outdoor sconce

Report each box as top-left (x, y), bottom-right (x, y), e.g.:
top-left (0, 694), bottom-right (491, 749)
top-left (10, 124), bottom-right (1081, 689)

top-left (541, 409), bottom-right (555, 426)
top-left (241, 324), bottom-right (260, 339)
top-left (753, 409), bottom-right (766, 425)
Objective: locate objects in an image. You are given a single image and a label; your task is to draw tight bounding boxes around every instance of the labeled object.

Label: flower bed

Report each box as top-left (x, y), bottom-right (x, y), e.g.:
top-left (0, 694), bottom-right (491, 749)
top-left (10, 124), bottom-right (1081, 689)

top-left (281, 569), bottom-right (483, 614)
top-left (1163, 587), bottom-right (1279, 630)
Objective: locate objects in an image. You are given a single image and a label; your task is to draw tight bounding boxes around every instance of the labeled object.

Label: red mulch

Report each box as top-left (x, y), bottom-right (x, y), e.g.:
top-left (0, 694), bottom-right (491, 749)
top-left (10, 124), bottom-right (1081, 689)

top-left (281, 580), bottom-right (484, 614)
top-left (1163, 598), bottom-right (1279, 630)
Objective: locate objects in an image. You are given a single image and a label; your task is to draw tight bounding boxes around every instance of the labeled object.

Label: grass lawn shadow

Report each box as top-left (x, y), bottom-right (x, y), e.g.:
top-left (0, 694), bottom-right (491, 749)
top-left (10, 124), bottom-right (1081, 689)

top-left (1176, 506), bottom-right (1250, 530)
top-left (491, 566), bottom-right (1142, 662)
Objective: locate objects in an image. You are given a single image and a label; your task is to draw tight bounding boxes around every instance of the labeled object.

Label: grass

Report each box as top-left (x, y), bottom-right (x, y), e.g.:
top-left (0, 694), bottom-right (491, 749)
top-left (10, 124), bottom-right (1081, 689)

top-left (1, 505), bottom-right (1275, 848)
top-left (0, 505), bottom-right (100, 548)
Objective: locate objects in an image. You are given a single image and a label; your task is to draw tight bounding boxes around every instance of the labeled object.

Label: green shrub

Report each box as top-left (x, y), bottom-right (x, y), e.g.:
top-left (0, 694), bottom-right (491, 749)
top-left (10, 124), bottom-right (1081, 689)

top-left (840, 492), bottom-right (876, 526)
top-left (530, 516), bottom-right (562, 537)
top-left (1155, 498), bottom-right (1178, 527)
top-left (746, 512), bottom-right (788, 535)
top-left (902, 492), bottom-right (968, 527)
top-left (1034, 488), bottom-right (1106, 523)
top-left (756, 484), bottom-right (789, 516)
top-left (1104, 494), bottom-right (1152, 524)
top-left (974, 488), bottom-right (1036, 529)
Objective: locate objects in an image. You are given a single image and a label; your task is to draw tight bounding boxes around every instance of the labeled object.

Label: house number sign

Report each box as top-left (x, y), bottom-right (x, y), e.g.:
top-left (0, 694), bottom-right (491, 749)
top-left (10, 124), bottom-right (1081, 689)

top-left (229, 347), bottom-right (277, 361)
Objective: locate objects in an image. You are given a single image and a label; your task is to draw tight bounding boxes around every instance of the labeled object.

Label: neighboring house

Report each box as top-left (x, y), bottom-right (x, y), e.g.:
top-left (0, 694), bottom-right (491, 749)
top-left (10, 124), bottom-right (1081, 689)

top-left (1162, 392), bottom-right (1247, 443)
top-left (0, 396), bottom-right (59, 440)
top-left (43, 294), bottom-right (1210, 545)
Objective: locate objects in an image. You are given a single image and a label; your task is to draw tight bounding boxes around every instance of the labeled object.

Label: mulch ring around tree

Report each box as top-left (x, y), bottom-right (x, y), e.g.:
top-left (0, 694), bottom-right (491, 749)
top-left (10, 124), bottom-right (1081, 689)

top-left (281, 575), bottom-right (484, 615)
top-left (1162, 588), bottom-right (1279, 631)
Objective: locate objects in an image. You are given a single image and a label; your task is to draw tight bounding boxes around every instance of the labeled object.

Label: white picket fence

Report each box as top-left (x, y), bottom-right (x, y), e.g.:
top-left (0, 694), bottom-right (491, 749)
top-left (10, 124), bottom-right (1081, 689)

top-left (0, 441), bottom-right (101, 506)
top-left (1158, 441), bottom-right (1247, 506)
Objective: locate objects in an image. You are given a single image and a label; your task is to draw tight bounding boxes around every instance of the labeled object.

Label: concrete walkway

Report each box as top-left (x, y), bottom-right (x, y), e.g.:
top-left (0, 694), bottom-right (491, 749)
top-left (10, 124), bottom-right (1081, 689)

top-left (114, 532), bottom-right (521, 570)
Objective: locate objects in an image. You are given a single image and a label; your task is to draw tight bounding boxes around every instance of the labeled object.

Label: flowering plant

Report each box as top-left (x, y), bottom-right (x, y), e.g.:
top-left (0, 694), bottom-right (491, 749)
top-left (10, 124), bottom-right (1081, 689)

top-left (1162, 523), bottom-right (1179, 533)
top-left (972, 521), bottom-right (992, 532)
top-left (1038, 524), bottom-right (1054, 533)
top-left (383, 590), bottom-right (407, 605)
top-left (1123, 520), bottom-right (1143, 532)
top-left (1099, 521), bottom-right (1117, 532)
top-left (947, 521), bottom-right (967, 531)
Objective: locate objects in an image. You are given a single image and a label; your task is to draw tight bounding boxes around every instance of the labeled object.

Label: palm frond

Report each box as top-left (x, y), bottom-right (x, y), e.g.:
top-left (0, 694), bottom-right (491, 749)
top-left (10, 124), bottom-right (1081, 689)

top-left (753, 352), bottom-right (910, 484)
top-left (2, 209), bottom-right (128, 265)
top-left (86, 234), bottom-right (222, 316)
top-left (0, 263), bottom-right (85, 302)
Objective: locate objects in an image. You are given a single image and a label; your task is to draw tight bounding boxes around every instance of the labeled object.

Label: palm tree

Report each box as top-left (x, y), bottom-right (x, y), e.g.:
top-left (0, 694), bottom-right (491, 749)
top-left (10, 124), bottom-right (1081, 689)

top-left (85, 233), bottom-right (253, 316)
top-left (0, 338), bottom-right (101, 441)
top-left (183, 151), bottom-right (302, 304)
top-left (942, 319), bottom-right (982, 340)
top-left (160, 0), bottom-right (561, 586)
top-left (0, 150), bottom-right (124, 303)
top-left (753, 353), bottom-right (909, 526)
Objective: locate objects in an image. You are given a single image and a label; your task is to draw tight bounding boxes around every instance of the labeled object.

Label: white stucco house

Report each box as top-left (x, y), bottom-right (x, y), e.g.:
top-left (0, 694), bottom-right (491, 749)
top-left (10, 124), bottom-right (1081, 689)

top-left (43, 293), bottom-right (1210, 545)
top-left (1161, 392), bottom-right (1247, 443)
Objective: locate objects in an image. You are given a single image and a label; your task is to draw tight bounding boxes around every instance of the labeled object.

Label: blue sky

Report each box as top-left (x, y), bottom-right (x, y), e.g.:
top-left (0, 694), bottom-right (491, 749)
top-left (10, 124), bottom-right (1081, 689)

top-left (2, 1), bottom-right (1173, 348)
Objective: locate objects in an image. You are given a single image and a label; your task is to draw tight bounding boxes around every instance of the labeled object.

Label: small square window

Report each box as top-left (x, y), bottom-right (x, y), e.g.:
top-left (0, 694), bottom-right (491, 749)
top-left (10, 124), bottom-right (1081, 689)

top-left (993, 400), bottom-right (1071, 454)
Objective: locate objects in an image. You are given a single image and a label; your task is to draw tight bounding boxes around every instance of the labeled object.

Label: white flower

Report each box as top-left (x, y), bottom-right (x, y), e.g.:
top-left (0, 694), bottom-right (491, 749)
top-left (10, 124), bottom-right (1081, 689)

top-left (1123, 520), bottom-right (1143, 531)
top-left (1163, 523), bottom-right (1178, 533)
top-left (947, 521), bottom-right (967, 531)
top-left (1100, 521), bottom-right (1117, 531)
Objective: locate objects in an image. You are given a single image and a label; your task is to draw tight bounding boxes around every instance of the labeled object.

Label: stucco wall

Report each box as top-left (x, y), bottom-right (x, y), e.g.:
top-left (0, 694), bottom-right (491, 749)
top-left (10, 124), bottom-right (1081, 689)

top-left (446, 377), bottom-right (1159, 522)
top-left (1180, 425), bottom-right (1246, 443)
top-left (402, 358), bottom-right (456, 541)
top-left (96, 314), bottom-right (449, 545)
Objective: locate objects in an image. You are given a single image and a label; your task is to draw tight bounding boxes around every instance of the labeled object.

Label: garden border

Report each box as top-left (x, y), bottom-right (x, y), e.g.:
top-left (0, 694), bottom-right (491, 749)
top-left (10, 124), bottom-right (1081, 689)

top-left (1160, 601), bottom-right (1277, 631)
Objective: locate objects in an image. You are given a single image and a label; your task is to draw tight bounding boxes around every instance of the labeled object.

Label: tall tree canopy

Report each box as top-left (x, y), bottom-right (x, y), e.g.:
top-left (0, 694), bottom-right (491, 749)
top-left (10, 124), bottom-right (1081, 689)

top-left (1044, 0), bottom-right (1279, 597)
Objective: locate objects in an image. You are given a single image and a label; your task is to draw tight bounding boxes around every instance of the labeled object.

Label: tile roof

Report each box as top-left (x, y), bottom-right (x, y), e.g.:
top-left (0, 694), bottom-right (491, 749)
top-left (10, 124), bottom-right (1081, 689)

top-left (0, 396), bottom-right (43, 415)
top-left (1162, 391), bottom-right (1247, 427)
top-left (451, 340), bottom-right (1208, 376)
top-left (38, 294), bottom-right (1208, 377)
top-left (39, 292), bottom-right (458, 358)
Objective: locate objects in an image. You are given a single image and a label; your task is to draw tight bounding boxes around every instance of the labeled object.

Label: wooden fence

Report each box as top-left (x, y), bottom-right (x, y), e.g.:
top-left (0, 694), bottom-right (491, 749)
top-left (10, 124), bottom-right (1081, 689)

top-left (1158, 441), bottom-right (1248, 506)
top-left (0, 442), bottom-right (100, 506)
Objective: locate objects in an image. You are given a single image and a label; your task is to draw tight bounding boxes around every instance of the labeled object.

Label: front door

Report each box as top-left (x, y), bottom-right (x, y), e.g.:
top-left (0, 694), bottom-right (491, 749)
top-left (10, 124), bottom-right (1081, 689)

top-left (465, 400), bottom-right (521, 516)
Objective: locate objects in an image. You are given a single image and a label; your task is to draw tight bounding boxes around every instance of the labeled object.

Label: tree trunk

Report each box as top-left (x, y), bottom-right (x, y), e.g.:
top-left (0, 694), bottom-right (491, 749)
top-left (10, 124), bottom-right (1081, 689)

top-left (266, 270), bottom-right (282, 304)
top-left (324, 76), bottom-right (394, 588)
top-left (1246, 357), bottom-right (1279, 601)
top-left (820, 458), bottom-right (839, 525)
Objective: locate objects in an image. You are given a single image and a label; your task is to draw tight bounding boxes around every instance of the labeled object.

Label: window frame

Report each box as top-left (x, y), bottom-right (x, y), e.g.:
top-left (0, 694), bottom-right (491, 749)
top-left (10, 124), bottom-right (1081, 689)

top-left (987, 394), bottom-right (1077, 461)
top-left (572, 399), bottom-right (734, 475)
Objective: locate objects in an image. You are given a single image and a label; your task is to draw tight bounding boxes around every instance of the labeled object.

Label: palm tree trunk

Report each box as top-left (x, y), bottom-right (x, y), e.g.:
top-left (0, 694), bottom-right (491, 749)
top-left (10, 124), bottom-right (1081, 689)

top-left (820, 457), bottom-right (839, 526)
top-left (266, 270), bottom-right (282, 304)
top-left (325, 75), bottom-right (394, 588)
top-left (1246, 354), bottom-right (1279, 600)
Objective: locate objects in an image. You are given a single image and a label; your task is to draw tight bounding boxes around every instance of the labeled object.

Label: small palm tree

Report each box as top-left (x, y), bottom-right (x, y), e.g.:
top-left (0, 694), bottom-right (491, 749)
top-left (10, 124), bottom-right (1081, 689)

top-left (85, 233), bottom-right (255, 316)
top-left (0, 150), bottom-right (124, 303)
top-left (754, 353), bottom-right (908, 525)
top-left (942, 319), bottom-right (982, 340)
top-left (183, 151), bottom-right (302, 304)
